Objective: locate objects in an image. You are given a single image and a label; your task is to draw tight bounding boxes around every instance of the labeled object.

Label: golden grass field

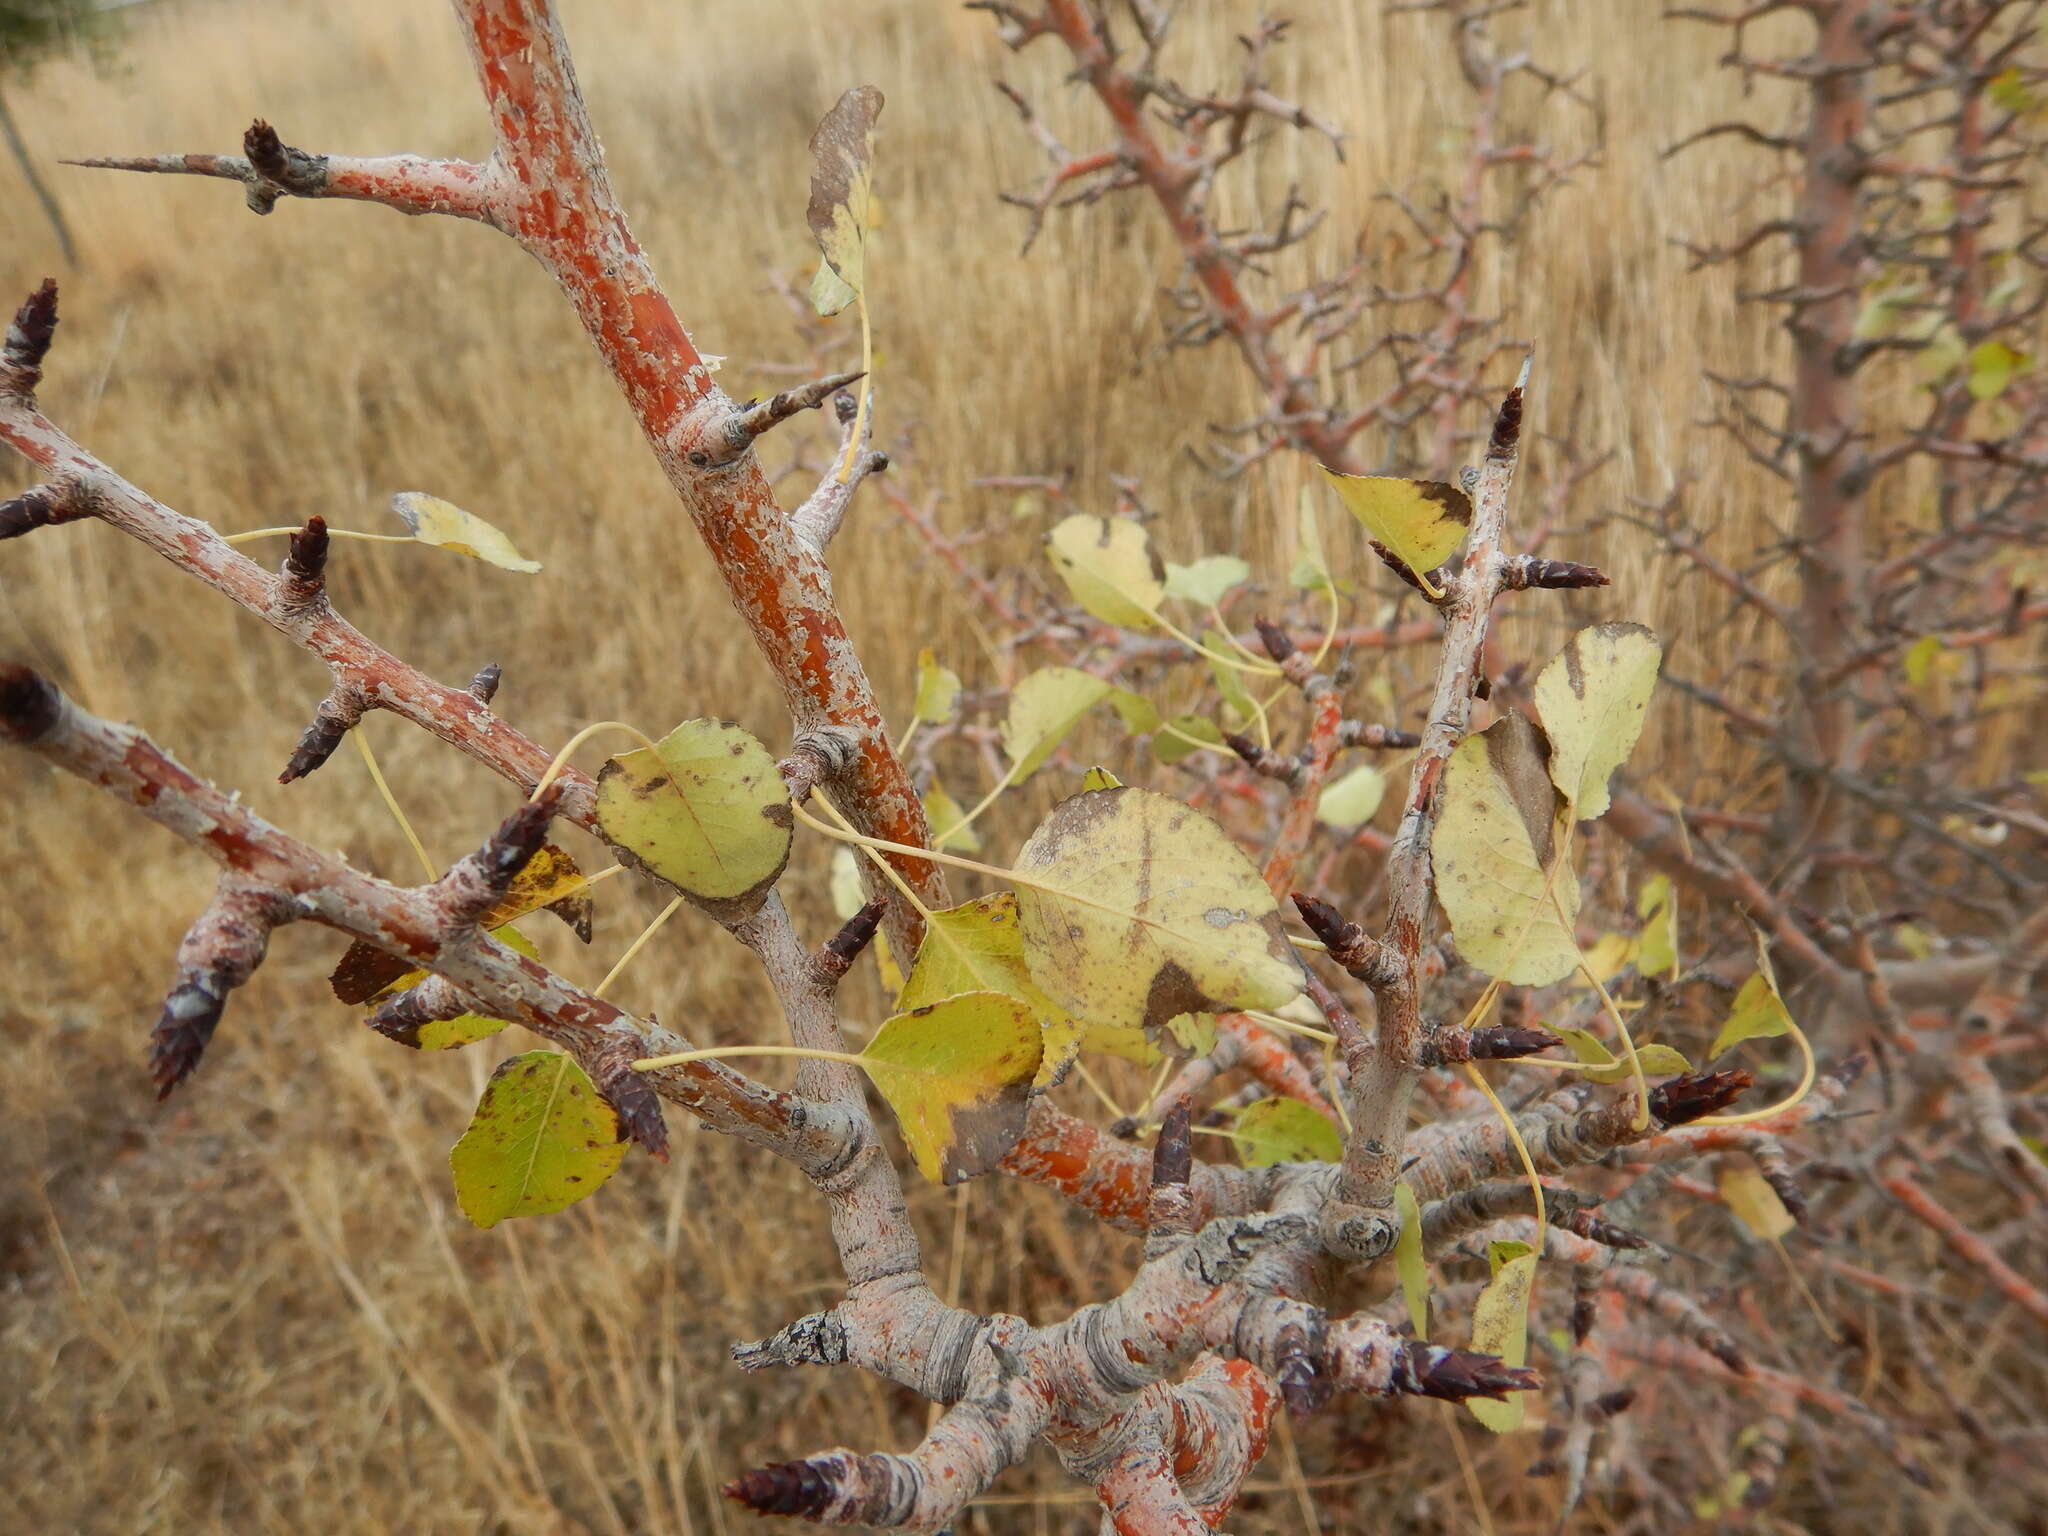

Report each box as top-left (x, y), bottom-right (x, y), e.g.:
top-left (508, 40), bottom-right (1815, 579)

top-left (1, 1), bottom-right (2036, 1532)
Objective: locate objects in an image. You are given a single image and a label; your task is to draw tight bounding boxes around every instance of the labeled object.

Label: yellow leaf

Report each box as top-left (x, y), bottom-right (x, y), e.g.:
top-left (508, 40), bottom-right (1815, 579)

top-left (1046, 513), bottom-right (1164, 628)
top-left (594, 720), bottom-right (792, 904)
top-left (1902, 634), bottom-right (1944, 687)
top-left (1575, 932), bottom-right (1638, 988)
top-left (1554, 1028), bottom-right (1690, 1084)
top-left (1318, 468), bottom-right (1471, 591)
top-left (1719, 1165), bottom-right (1795, 1242)
top-left (1435, 713), bottom-right (1581, 986)
top-left (1165, 1011), bottom-right (1219, 1057)
top-left (1532, 622), bottom-right (1662, 821)
top-left (1316, 763), bottom-right (1385, 829)
top-left (1012, 787), bottom-right (1302, 1043)
top-left (828, 845), bottom-right (866, 921)
top-left (1395, 1182), bottom-right (1430, 1340)
top-left (1232, 1097), bottom-right (1343, 1166)
top-left (805, 85), bottom-right (883, 315)
top-left (1636, 873), bottom-right (1678, 978)
top-left (1467, 1247), bottom-right (1540, 1432)
top-left (389, 492), bottom-right (540, 573)
top-left (923, 778), bottom-right (982, 854)
top-left (860, 991), bottom-right (1042, 1183)
top-left (1711, 970), bottom-right (1793, 1058)
top-left (449, 1050), bottom-right (626, 1228)
top-left (1081, 766), bottom-right (1123, 792)
top-left (913, 647), bottom-right (962, 725)
top-left (1002, 667), bottom-right (1112, 780)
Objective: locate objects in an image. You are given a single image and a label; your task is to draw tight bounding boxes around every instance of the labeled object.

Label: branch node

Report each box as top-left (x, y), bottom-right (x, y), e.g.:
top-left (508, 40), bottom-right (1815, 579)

top-left (2, 279), bottom-right (59, 396)
top-left (811, 897), bottom-right (887, 987)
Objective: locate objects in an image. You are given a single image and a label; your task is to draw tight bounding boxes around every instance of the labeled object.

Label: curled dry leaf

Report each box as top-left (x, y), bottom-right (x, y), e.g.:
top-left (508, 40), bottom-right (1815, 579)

top-left (1046, 513), bottom-right (1165, 628)
top-left (1011, 786), bottom-right (1301, 1042)
top-left (389, 491), bottom-right (541, 573)
top-left (859, 990), bottom-right (1042, 1184)
top-left (330, 842), bottom-right (593, 1005)
top-left (1317, 468), bottom-right (1471, 587)
top-left (1532, 622), bottom-right (1663, 821)
top-left (806, 85), bottom-right (882, 317)
top-left (1435, 712), bottom-right (1582, 986)
top-left (1467, 1241), bottom-right (1539, 1432)
top-left (449, 1049), bottom-right (626, 1228)
top-left (595, 720), bottom-right (792, 904)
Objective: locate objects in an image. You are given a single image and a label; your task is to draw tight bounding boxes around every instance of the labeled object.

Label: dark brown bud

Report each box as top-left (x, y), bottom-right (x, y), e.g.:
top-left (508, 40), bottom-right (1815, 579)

top-left (814, 898), bottom-right (886, 983)
top-left (594, 1031), bottom-right (669, 1161)
top-left (0, 662), bottom-right (63, 745)
top-left (468, 663), bottom-right (503, 704)
top-left (0, 483), bottom-right (80, 541)
top-left (1253, 615), bottom-right (1296, 663)
top-left (1397, 1341), bottom-right (1541, 1402)
top-left (149, 977), bottom-right (231, 1098)
top-left (1487, 381), bottom-right (1525, 462)
top-left (724, 1459), bottom-right (844, 1520)
top-left (283, 515), bottom-right (329, 587)
top-left (1648, 1069), bottom-right (1752, 1127)
top-left (1150, 1097), bottom-right (1193, 1193)
top-left (3, 279), bottom-right (59, 393)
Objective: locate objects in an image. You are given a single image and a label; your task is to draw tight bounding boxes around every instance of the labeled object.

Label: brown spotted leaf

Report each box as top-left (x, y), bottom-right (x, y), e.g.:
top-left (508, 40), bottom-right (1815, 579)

top-left (595, 720), bottom-right (791, 904)
top-left (448, 1049), bottom-right (627, 1228)
top-left (806, 85), bottom-right (882, 316)
top-left (1318, 469), bottom-right (1472, 589)
top-left (858, 990), bottom-right (1042, 1184)
top-left (1012, 787), bottom-right (1301, 1043)
top-left (1435, 712), bottom-right (1580, 986)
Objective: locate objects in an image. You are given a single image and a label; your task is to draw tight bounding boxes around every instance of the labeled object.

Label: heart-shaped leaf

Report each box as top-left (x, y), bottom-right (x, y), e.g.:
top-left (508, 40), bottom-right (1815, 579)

top-left (595, 720), bottom-right (792, 904)
top-left (1012, 787), bottom-right (1301, 1042)
top-left (449, 1049), bottom-right (626, 1228)
top-left (859, 991), bottom-right (1042, 1184)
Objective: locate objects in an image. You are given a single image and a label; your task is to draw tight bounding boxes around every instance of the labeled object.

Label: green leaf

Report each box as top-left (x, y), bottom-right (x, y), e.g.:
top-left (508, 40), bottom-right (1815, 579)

top-left (1165, 554), bottom-right (1251, 607)
top-left (1316, 763), bottom-right (1385, 829)
top-left (923, 778), bottom-right (982, 854)
top-left (1988, 65), bottom-right (2041, 116)
top-left (1318, 468), bottom-right (1472, 587)
top-left (1002, 667), bottom-right (1113, 780)
top-left (1046, 514), bottom-right (1164, 628)
top-left (1232, 1097), bottom-right (1343, 1167)
top-left (859, 991), bottom-right (1042, 1183)
top-left (595, 720), bottom-right (793, 905)
top-left (449, 1050), bottom-right (627, 1228)
top-left (1635, 873), bottom-right (1678, 978)
top-left (805, 86), bottom-right (883, 315)
top-left (1532, 622), bottom-right (1662, 821)
top-left (1012, 786), bottom-right (1302, 1042)
top-left (1434, 713), bottom-right (1581, 986)
top-left (1553, 1028), bottom-right (1691, 1084)
top-left (389, 492), bottom-right (540, 573)
top-left (1203, 629), bottom-right (1257, 721)
top-left (1081, 766), bottom-right (1123, 792)
top-left (1153, 714), bottom-right (1223, 766)
top-left (1395, 1182), bottom-right (1429, 1340)
top-left (1711, 970), bottom-right (1793, 1058)
top-left (1289, 485), bottom-right (1350, 594)
top-left (1968, 339), bottom-right (2029, 401)
top-left (1466, 1247), bottom-right (1539, 1432)
top-left (1108, 689), bottom-right (1162, 734)
top-left (913, 647), bottom-right (962, 725)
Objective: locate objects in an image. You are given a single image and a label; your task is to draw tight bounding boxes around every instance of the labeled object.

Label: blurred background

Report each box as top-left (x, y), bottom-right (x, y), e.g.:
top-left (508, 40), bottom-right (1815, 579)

top-left (1, 0), bottom-right (2036, 1531)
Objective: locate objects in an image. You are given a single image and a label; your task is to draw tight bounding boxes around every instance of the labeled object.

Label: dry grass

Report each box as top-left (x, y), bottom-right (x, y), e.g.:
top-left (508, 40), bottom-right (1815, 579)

top-left (0, 1), bottom-right (2037, 1532)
